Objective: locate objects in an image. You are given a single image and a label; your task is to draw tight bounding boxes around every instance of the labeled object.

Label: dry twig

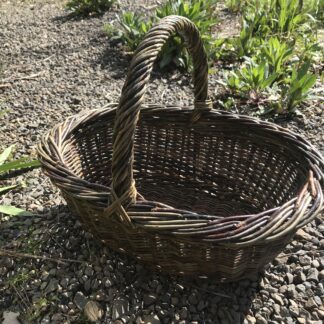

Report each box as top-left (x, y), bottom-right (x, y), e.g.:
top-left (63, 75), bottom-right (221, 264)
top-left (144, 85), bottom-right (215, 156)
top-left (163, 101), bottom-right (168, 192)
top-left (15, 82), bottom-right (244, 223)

top-left (0, 249), bottom-right (84, 265)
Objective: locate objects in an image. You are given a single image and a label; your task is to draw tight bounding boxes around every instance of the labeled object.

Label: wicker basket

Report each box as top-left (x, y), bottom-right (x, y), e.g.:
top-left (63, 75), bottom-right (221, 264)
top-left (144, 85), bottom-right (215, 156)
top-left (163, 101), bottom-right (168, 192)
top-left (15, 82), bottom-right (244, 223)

top-left (37, 15), bottom-right (324, 281)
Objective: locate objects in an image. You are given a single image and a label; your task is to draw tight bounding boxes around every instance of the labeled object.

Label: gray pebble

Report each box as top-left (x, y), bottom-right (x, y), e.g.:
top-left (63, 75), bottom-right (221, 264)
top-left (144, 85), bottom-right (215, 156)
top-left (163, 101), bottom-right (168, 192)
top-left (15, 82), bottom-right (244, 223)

top-left (84, 301), bottom-right (103, 322)
top-left (307, 268), bottom-right (319, 282)
top-left (255, 314), bottom-right (267, 324)
top-left (188, 292), bottom-right (199, 305)
top-left (286, 273), bottom-right (294, 284)
top-left (311, 259), bottom-right (320, 268)
top-left (271, 293), bottom-right (284, 306)
top-left (112, 297), bottom-right (129, 320)
top-left (305, 297), bottom-right (318, 310)
top-left (294, 271), bottom-right (306, 284)
top-left (73, 291), bottom-right (88, 310)
top-left (143, 293), bottom-right (157, 306)
top-left (45, 278), bottom-right (58, 294)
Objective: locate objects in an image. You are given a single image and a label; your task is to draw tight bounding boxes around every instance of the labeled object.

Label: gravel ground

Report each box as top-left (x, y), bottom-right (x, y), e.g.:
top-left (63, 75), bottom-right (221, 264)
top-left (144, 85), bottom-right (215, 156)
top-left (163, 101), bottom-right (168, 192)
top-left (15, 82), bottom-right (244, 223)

top-left (0, 0), bottom-right (323, 323)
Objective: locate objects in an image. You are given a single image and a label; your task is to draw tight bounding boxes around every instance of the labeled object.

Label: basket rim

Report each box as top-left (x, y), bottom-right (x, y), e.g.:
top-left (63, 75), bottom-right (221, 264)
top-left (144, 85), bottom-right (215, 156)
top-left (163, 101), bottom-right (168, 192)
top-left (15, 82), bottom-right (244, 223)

top-left (37, 104), bottom-right (324, 246)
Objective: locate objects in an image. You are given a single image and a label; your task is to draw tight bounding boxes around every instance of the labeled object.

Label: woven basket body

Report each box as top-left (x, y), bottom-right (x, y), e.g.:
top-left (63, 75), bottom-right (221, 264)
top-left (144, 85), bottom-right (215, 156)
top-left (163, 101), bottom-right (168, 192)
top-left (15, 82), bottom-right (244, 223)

top-left (38, 16), bottom-right (324, 281)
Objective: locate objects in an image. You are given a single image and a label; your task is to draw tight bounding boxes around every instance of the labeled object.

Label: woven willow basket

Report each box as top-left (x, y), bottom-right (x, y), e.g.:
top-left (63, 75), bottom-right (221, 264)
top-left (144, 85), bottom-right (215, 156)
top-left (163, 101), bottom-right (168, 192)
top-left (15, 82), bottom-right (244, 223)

top-left (38, 16), bottom-right (324, 281)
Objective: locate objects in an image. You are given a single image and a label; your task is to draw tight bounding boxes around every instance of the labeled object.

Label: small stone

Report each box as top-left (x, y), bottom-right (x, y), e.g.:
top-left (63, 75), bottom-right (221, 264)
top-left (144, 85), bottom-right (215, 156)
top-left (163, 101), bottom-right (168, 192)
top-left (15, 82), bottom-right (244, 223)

top-left (120, 315), bottom-right (131, 323)
top-left (307, 268), bottom-right (319, 283)
top-left (2, 311), bottom-right (20, 324)
top-left (103, 277), bottom-right (112, 288)
top-left (95, 290), bottom-right (108, 301)
top-left (256, 314), bottom-right (267, 324)
top-left (60, 278), bottom-right (69, 289)
top-left (59, 304), bottom-right (69, 313)
top-left (312, 260), bottom-right (320, 268)
top-left (252, 298), bottom-right (263, 311)
top-left (84, 279), bottom-right (91, 292)
top-left (320, 270), bottom-right (324, 281)
top-left (304, 281), bottom-right (312, 289)
top-left (287, 285), bottom-right (298, 299)
top-left (286, 273), bottom-right (294, 284)
top-left (313, 296), bottom-right (322, 306)
top-left (45, 279), bottom-right (58, 294)
top-left (279, 285), bottom-right (287, 294)
top-left (144, 293), bottom-right (157, 306)
top-left (179, 307), bottom-right (188, 320)
top-left (295, 229), bottom-right (312, 241)
top-left (40, 315), bottom-right (51, 324)
top-left (74, 291), bottom-right (88, 310)
top-left (149, 279), bottom-right (159, 289)
top-left (272, 303), bottom-right (280, 315)
top-left (299, 255), bottom-right (312, 266)
top-left (51, 313), bottom-right (64, 322)
top-left (141, 314), bottom-right (161, 324)
top-left (84, 266), bottom-right (94, 277)
top-left (112, 298), bottom-right (129, 320)
top-left (296, 284), bottom-right (306, 293)
top-left (297, 318), bottom-right (306, 324)
top-left (271, 293), bottom-right (284, 306)
top-left (245, 315), bottom-right (256, 324)
top-left (294, 271), bottom-right (306, 284)
top-left (171, 296), bottom-right (179, 305)
top-left (41, 270), bottom-right (50, 280)
top-left (314, 283), bottom-right (324, 296)
top-left (188, 292), bottom-right (199, 305)
top-left (299, 308), bottom-right (311, 319)
top-left (84, 301), bottom-right (103, 322)
top-left (280, 307), bottom-right (290, 317)
top-left (91, 278), bottom-right (100, 290)
top-left (49, 269), bottom-right (57, 276)
top-left (305, 297), bottom-right (317, 310)
top-left (197, 300), bottom-right (206, 311)
top-left (317, 309), bottom-right (324, 319)
top-left (289, 300), bottom-right (299, 317)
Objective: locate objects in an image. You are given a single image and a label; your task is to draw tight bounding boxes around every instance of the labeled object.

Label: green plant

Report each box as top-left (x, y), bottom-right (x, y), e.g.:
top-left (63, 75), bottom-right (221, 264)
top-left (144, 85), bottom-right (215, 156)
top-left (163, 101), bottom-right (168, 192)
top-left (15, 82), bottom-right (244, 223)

top-left (259, 37), bottom-right (293, 75)
top-left (109, 0), bottom-right (218, 70)
top-left (233, 19), bottom-right (263, 57)
top-left (0, 145), bottom-right (40, 216)
top-left (66, 0), bottom-right (117, 16)
top-left (226, 58), bottom-right (278, 99)
top-left (225, 0), bottom-right (247, 13)
top-left (155, 0), bottom-right (218, 69)
top-left (115, 12), bottom-right (153, 51)
top-left (280, 60), bottom-right (317, 112)
top-left (24, 297), bottom-right (50, 322)
top-left (228, 0), bottom-right (319, 59)
top-left (218, 0), bottom-right (321, 115)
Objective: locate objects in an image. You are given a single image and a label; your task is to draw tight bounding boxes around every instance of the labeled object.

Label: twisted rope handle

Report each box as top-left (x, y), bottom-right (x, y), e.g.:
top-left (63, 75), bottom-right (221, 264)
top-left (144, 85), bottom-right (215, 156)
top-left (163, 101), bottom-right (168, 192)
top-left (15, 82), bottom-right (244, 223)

top-left (111, 15), bottom-right (211, 210)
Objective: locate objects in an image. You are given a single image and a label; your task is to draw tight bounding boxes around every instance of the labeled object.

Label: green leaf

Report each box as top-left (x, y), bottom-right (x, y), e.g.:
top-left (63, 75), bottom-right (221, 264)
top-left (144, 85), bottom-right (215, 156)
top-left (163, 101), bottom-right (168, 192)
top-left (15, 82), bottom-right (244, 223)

top-left (297, 60), bottom-right (311, 80)
top-left (0, 145), bottom-right (14, 166)
top-left (301, 74), bottom-right (316, 94)
top-left (262, 73), bottom-right (279, 89)
top-left (0, 184), bottom-right (19, 194)
top-left (0, 158), bottom-right (40, 174)
top-left (0, 205), bottom-right (33, 216)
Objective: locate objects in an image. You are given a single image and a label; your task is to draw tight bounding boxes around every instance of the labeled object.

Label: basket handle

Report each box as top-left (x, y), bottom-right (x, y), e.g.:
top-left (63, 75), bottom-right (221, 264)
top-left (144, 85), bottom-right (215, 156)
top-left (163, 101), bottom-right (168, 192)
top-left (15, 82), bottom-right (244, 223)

top-left (111, 15), bottom-right (211, 209)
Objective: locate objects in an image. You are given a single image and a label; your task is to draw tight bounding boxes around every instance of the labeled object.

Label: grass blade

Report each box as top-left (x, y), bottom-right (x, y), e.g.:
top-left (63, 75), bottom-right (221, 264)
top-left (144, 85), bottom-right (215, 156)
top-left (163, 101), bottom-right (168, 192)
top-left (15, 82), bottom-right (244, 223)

top-left (0, 205), bottom-right (33, 216)
top-left (0, 159), bottom-right (40, 174)
top-left (0, 184), bottom-right (19, 194)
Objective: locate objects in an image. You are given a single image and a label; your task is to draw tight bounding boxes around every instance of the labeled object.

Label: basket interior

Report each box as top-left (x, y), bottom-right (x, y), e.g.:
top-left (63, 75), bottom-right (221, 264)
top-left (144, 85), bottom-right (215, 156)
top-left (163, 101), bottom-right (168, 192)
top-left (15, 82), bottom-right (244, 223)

top-left (66, 109), bottom-right (307, 217)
